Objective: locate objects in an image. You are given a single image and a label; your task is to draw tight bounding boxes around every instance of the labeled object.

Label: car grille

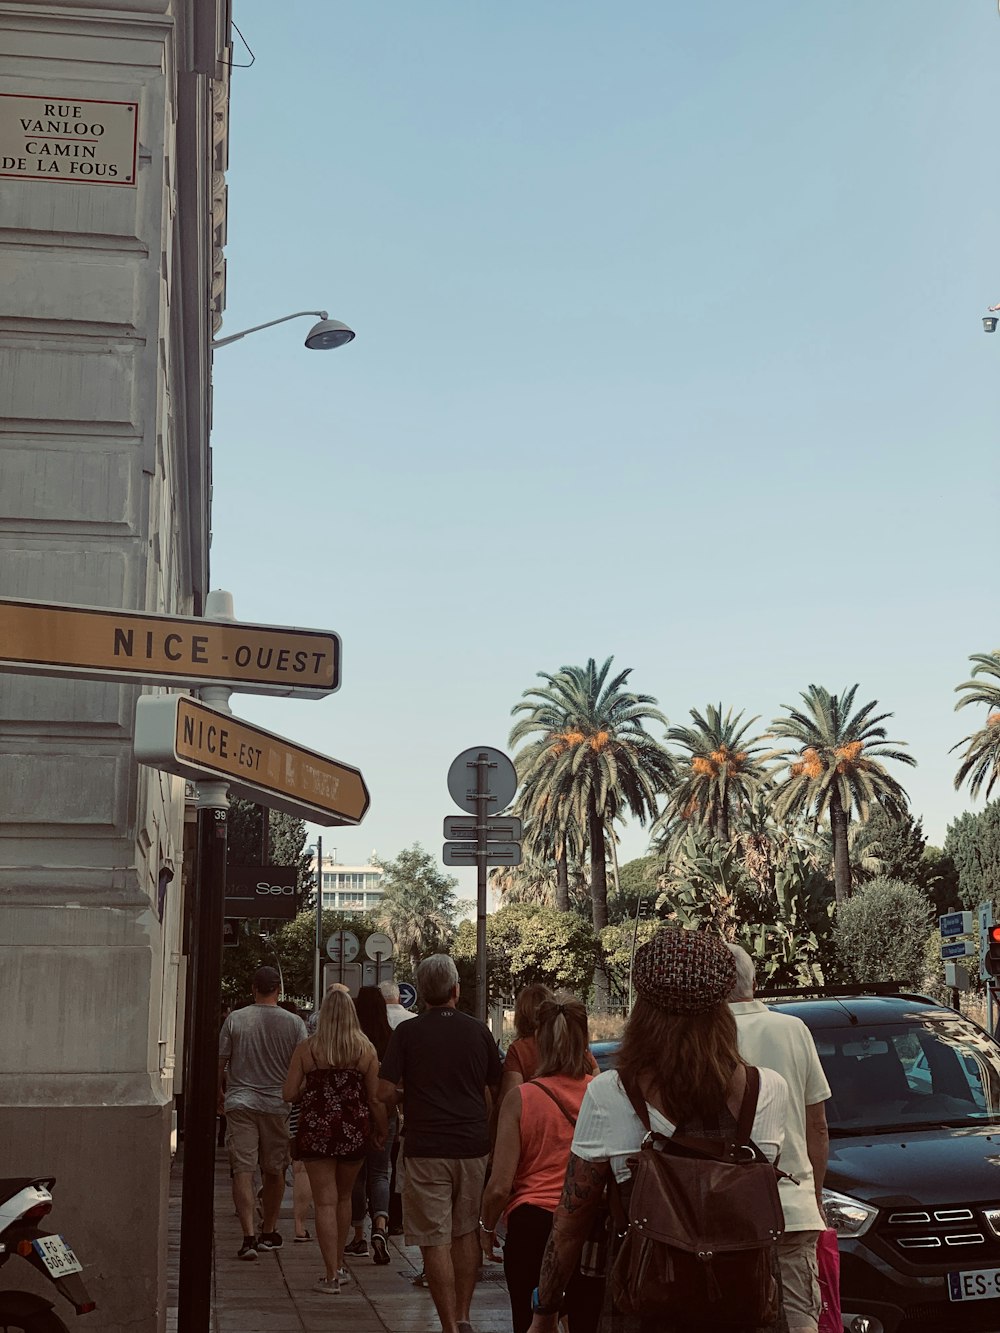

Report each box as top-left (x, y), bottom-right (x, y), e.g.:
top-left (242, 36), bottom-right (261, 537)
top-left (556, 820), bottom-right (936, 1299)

top-left (878, 1205), bottom-right (1000, 1266)
top-left (898, 1300), bottom-right (1000, 1332)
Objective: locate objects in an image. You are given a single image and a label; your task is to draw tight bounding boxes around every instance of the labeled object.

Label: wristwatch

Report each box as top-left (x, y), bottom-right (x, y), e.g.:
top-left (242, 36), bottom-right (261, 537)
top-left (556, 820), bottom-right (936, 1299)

top-left (531, 1286), bottom-right (561, 1316)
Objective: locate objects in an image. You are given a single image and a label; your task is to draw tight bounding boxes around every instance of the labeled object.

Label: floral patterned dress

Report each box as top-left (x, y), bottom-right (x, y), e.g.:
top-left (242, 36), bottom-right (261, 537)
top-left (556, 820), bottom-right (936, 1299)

top-left (294, 1050), bottom-right (371, 1161)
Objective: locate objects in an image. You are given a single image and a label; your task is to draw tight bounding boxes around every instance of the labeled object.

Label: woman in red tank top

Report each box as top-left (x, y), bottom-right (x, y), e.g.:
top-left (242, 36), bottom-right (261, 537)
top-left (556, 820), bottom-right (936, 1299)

top-left (480, 993), bottom-right (600, 1333)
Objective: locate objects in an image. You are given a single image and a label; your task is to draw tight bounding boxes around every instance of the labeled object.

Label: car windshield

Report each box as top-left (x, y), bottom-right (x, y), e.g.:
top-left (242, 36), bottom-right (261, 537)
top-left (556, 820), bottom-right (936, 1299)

top-left (814, 1017), bottom-right (1000, 1132)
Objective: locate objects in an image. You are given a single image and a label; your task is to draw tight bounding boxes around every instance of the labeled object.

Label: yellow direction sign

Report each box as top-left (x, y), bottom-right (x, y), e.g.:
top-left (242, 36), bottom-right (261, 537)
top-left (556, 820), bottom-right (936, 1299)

top-left (134, 695), bottom-right (370, 826)
top-left (0, 596), bottom-right (340, 697)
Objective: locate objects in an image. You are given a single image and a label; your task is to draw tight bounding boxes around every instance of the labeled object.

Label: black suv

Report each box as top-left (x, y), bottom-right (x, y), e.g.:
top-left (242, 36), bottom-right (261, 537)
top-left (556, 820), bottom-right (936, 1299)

top-left (767, 991), bottom-right (1000, 1333)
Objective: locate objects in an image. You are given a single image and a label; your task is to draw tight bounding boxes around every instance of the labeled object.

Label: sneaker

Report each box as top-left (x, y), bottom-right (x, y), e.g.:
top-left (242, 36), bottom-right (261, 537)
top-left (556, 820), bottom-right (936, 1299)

top-left (237, 1237), bottom-right (258, 1261)
top-left (336, 1267), bottom-right (351, 1284)
top-left (371, 1231), bottom-right (390, 1265)
top-left (258, 1231), bottom-right (283, 1250)
top-left (343, 1238), bottom-right (369, 1258)
top-left (294, 1230), bottom-right (312, 1243)
top-left (412, 1269), bottom-right (427, 1287)
top-left (313, 1276), bottom-right (340, 1295)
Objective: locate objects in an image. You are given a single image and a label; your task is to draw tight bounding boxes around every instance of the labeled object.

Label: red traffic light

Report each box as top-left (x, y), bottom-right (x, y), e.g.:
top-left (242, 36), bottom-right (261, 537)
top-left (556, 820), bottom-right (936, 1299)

top-left (990, 926), bottom-right (1000, 945)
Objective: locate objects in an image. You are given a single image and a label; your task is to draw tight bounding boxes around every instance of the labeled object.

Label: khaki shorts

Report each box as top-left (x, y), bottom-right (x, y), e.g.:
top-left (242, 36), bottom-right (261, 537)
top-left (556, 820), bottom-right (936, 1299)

top-left (225, 1107), bottom-right (290, 1176)
top-left (776, 1230), bottom-right (822, 1331)
top-left (402, 1155), bottom-right (488, 1247)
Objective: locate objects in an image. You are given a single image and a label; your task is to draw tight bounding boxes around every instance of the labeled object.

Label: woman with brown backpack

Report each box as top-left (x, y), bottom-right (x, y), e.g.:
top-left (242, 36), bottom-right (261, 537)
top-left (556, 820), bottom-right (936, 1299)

top-left (527, 928), bottom-right (791, 1333)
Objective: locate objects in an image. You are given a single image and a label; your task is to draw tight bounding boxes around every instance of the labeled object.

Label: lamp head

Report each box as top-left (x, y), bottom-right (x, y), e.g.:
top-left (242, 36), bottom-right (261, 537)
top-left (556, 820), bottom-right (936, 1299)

top-left (305, 317), bottom-right (356, 350)
top-left (985, 316), bottom-right (999, 334)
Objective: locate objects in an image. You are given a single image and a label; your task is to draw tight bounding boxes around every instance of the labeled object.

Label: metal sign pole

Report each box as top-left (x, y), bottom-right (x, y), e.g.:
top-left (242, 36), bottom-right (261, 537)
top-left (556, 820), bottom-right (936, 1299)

top-left (475, 753), bottom-right (490, 1023)
top-left (313, 835), bottom-right (322, 1013)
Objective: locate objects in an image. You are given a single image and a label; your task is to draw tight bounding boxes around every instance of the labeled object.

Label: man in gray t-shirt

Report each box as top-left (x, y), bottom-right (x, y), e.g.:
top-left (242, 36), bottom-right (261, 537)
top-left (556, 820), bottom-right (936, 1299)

top-left (218, 966), bottom-right (306, 1259)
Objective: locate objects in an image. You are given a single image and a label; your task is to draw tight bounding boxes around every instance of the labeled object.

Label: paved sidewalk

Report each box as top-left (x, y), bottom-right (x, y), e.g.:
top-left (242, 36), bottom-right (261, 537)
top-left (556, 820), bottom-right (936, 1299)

top-left (166, 1148), bottom-right (512, 1332)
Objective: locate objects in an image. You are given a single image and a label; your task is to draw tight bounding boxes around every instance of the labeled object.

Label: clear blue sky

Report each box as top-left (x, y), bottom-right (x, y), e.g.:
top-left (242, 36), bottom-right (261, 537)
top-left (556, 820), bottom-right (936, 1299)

top-left (213, 1), bottom-right (999, 870)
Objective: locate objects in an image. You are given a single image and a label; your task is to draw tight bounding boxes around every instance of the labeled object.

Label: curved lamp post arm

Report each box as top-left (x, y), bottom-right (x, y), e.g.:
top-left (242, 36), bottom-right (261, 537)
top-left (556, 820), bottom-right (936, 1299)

top-left (212, 310), bottom-right (329, 349)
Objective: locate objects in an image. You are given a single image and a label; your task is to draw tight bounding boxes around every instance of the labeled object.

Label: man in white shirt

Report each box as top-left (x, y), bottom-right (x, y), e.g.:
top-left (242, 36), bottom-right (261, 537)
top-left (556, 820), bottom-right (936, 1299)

top-left (727, 944), bottom-right (831, 1333)
top-left (380, 979), bottom-right (416, 1029)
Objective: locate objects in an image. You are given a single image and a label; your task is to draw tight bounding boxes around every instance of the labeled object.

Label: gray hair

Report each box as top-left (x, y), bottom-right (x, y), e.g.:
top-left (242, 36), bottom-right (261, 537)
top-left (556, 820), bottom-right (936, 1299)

top-left (416, 953), bottom-right (460, 1007)
top-left (726, 943), bottom-right (756, 1002)
top-left (378, 979), bottom-right (401, 1004)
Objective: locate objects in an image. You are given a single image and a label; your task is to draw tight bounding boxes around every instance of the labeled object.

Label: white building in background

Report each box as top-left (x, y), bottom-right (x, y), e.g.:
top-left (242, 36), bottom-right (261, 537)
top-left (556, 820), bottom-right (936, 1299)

top-left (314, 852), bottom-right (385, 913)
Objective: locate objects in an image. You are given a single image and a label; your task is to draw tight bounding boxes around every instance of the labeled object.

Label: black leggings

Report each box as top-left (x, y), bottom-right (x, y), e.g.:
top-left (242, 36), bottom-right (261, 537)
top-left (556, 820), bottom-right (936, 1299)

top-left (503, 1203), bottom-right (602, 1333)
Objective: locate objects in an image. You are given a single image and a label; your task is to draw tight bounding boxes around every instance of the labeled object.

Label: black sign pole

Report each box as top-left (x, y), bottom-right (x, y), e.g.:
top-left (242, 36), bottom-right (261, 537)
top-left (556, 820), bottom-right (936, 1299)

top-left (177, 780), bottom-right (228, 1330)
top-left (475, 753), bottom-right (491, 1023)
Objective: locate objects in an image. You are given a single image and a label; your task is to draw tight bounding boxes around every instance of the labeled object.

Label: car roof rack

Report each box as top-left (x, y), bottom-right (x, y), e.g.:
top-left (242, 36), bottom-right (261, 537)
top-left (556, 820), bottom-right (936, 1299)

top-left (757, 982), bottom-right (936, 1002)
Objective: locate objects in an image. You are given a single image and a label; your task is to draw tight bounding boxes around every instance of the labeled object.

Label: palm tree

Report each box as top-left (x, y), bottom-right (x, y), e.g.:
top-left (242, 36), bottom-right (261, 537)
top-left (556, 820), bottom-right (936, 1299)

top-left (510, 780), bottom-right (584, 911)
top-left (953, 651), bottom-right (1000, 799)
top-left (663, 704), bottom-right (774, 844)
top-left (769, 685), bottom-right (915, 905)
top-left (510, 657), bottom-right (675, 1006)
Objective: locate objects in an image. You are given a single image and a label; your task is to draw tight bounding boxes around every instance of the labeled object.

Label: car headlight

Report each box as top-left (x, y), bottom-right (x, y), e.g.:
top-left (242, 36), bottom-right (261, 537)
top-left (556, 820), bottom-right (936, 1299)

top-left (822, 1188), bottom-right (878, 1237)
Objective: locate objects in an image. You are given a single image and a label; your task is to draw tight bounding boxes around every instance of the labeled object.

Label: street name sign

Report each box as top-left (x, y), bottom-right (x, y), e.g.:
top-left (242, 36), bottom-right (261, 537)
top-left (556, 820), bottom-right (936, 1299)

top-left (0, 595), bottom-right (340, 697)
top-left (941, 939), bottom-right (978, 961)
top-left (443, 841), bottom-right (522, 867)
top-left (443, 815), bottom-right (523, 842)
top-left (939, 911), bottom-right (974, 938)
top-left (134, 695), bottom-right (370, 826)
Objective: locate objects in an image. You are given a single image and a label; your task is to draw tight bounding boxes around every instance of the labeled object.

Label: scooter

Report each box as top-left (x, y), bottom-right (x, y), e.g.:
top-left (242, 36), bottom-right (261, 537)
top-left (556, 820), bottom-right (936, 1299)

top-left (0, 1178), bottom-right (96, 1332)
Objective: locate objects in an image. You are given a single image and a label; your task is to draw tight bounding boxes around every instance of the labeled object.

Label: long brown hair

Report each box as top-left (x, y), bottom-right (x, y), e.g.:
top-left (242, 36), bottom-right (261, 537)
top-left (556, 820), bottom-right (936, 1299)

top-left (513, 983), bottom-right (554, 1039)
top-left (535, 992), bottom-right (590, 1079)
top-left (615, 996), bottom-right (743, 1125)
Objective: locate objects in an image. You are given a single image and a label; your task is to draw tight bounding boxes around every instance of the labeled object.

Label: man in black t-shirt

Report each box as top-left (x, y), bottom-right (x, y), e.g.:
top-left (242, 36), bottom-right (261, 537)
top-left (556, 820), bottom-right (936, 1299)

top-left (378, 953), bottom-right (502, 1333)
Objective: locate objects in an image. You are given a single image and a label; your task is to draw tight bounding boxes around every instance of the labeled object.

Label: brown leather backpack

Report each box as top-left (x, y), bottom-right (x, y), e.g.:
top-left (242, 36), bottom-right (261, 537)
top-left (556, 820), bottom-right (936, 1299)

top-left (609, 1067), bottom-right (785, 1328)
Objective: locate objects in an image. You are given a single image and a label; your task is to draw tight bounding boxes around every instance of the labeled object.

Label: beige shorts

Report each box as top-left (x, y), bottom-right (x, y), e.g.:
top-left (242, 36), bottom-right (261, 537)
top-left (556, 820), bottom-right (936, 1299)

top-left (402, 1155), bottom-right (488, 1248)
top-left (776, 1230), bottom-right (822, 1331)
top-left (225, 1107), bottom-right (290, 1176)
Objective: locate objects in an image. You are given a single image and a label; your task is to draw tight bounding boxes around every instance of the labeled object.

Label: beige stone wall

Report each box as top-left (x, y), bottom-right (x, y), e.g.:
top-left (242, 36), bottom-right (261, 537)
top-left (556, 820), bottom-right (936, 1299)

top-left (0, 2), bottom-right (227, 1328)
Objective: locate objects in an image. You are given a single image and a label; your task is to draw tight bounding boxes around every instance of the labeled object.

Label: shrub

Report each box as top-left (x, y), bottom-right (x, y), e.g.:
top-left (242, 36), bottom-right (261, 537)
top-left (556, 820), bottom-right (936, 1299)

top-left (832, 878), bottom-right (933, 988)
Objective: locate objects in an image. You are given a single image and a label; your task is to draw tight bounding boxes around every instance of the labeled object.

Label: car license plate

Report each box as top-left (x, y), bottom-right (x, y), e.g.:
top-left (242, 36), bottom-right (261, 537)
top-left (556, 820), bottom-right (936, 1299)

top-left (32, 1234), bottom-right (83, 1279)
top-left (948, 1268), bottom-right (1000, 1302)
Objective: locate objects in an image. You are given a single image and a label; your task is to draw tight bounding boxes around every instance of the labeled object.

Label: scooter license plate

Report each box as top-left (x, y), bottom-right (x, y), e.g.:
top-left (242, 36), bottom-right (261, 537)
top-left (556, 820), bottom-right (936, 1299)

top-left (32, 1234), bottom-right (83, 1279)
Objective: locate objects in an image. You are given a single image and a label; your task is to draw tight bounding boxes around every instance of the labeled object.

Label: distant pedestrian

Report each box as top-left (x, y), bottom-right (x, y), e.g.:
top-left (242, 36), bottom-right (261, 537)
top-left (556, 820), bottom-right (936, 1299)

top-left (380, 978), bottom-right (417, 1029)
top-left (728, 944), bottom-right (831, 1333)
top-left (345, 986), bottom-right (397, 1264)
top-left (278, 1000), bottom-right (315, 1244)
top-left (501, 984), bottom-right (598, 1105)
top-left (283, 987), bottom-right (388, 1295)
top-left (218, 966), bottom-right (306, 1261)
top-left (480, 992), bottom-right (600, 1333)
top-left (377, 954), bottom-right (502, 1333)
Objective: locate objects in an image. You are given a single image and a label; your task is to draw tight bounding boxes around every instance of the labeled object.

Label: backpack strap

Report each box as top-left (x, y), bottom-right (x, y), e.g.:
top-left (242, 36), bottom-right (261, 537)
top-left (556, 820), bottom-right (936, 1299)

top-left (735, 1065), bottom-right (761, 1145)
top-left (527, 1079), bottom-right (578, 1128)
top-left (618, 1075), bottom-right (653, 1132)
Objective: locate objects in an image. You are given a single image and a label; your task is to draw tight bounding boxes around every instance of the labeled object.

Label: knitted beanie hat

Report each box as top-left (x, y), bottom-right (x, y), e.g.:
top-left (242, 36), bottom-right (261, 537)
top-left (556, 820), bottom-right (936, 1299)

top-left (632, 928), bottom-right (737, 1015)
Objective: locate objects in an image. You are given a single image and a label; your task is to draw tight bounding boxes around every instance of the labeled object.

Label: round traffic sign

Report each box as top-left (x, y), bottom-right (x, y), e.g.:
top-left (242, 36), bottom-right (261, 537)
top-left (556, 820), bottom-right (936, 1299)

top-left (398, 982), bottom-right (417, 1011)
top-left (447, 746), bottom-right (517, 815)
top-left (326, 929), bottom-right (360, 963)
top-left (365, 931), bottom-right (394, 961)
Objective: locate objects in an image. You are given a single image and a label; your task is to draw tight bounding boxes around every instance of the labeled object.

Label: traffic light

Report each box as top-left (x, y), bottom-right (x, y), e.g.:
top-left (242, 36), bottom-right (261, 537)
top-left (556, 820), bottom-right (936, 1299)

top-left (987, 925), bottom-right (1000, 978)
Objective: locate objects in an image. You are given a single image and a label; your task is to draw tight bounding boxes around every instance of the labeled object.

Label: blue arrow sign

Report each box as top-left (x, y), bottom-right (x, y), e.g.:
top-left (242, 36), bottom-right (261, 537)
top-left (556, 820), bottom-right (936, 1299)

top-left (398, 982), bottom-right (418, 1011)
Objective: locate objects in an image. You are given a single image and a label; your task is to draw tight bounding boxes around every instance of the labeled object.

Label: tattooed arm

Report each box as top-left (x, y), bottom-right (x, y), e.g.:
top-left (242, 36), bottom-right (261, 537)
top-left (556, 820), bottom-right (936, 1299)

top-left (528, 1151), bottom-right (610, 1331)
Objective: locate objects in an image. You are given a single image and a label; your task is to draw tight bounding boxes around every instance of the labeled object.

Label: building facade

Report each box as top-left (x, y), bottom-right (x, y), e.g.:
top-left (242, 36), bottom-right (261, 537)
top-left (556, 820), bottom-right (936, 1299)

top-left (316, 852), bottom-right (386, 913)
top-left (0, 2), bottom-right (230, 1328)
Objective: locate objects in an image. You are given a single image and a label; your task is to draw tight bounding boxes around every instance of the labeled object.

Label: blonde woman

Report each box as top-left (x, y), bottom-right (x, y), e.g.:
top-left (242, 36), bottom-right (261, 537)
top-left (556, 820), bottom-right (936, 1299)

top-left (283, 988), bottom-right (388, 1295)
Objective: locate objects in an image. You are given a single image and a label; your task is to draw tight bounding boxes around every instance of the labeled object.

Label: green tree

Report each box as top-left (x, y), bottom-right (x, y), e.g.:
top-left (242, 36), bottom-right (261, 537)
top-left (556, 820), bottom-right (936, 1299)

top-left (609, 854), bottom-right (659, 924)
top-left (374, 844), bottom-right (459, 973)
top-left (832, 879), bottom-right (933, 987)
top-left (509, 657), bottom-right (675, 1008)
top-left (919, 846), bottom-right (961, 917)
top-left (770, 685), bottom-right (916, 905)
top-left (851, 810), bottom-right (926, 885)
top-left (454, 904), bottom-right (598, 1003)
top-left (663, 704), bottom-right (773, 845)
top-left (952, 652), bottom-right (1000, 800)
top-left (944, 804), bottom-right (1000, 911)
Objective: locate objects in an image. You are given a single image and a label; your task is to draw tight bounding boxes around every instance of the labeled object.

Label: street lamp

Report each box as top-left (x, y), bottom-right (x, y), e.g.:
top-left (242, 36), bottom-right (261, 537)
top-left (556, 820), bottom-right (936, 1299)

top-left (212, 309), bottom-right (356, 351)
top-left (984, 315), bottom-right (998, 334)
